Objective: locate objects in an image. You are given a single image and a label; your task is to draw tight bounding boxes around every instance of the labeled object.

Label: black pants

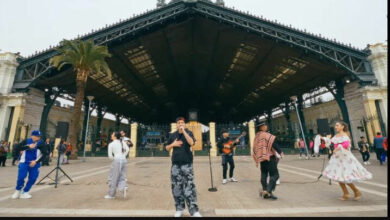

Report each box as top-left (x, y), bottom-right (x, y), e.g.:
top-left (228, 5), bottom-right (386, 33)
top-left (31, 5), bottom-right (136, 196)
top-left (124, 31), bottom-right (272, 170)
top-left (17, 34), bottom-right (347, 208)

top-left (12, 156), bottom-right (18, 165)
top-left (260, 156), bottom-right (279, 193)
top-left (222, 155), bottom-right (235, 179)
top-left (360, 151), bottom-right (370, 162)
top-left (0, 156), bottom-right (6, 166)
top-left (41, 154), bottom-right (50, 166)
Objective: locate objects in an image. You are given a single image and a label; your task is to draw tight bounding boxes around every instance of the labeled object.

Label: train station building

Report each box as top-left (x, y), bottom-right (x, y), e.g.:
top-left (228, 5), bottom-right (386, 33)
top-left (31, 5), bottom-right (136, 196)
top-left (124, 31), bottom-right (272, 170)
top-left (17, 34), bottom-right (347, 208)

top-left (0, 0), bottom-right (387, 157)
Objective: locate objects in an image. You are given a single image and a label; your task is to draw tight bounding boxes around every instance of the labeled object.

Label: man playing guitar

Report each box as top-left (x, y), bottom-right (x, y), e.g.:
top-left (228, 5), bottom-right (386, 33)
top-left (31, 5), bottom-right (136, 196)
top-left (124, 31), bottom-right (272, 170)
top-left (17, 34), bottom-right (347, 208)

top-left (217, 130), bottom-right (245, 184)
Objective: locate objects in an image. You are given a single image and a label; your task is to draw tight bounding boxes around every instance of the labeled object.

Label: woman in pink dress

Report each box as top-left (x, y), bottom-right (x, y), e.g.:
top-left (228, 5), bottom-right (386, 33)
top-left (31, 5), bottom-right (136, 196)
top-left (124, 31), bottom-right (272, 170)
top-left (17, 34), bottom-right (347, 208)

top-left (322, 121), bottom-right (372, 201)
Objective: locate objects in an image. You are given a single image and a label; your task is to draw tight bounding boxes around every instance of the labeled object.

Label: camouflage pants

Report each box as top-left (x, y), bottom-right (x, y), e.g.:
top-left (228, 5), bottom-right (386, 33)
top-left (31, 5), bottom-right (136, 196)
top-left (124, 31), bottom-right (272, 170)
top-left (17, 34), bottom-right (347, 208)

top-left (171, 163), bottom-right (199, 215)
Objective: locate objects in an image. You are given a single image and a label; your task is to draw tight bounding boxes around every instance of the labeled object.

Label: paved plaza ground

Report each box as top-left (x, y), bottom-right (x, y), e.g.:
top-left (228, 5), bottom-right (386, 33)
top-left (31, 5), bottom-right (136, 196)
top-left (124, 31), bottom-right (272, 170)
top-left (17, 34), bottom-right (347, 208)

top-left (0, 153), bottom-right (387, 217)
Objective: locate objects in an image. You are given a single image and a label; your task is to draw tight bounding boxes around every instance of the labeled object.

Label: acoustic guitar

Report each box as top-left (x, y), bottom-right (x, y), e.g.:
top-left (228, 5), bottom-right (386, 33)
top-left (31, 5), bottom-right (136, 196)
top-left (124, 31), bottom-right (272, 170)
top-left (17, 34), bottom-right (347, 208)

top-left (222, 131), bottom-right (247, 155)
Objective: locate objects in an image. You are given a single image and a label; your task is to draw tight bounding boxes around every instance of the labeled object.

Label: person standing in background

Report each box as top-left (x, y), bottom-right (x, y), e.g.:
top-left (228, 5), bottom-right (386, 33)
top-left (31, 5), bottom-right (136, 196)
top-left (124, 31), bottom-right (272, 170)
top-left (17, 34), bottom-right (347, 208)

top-left (373, 132), bottom-right (386, 165)
top-left (358, 136), bottom-right (371, 165)
top-left (298, 138), bottom-right (308, 160)
top-left (65, 142), bottom-right (73, 164)
top-left (0, 141), bottom-right (7, 167)
top-left (57, 140), bottom-right (66, 165)
top-left (12, 141), bottom-right (21, 166)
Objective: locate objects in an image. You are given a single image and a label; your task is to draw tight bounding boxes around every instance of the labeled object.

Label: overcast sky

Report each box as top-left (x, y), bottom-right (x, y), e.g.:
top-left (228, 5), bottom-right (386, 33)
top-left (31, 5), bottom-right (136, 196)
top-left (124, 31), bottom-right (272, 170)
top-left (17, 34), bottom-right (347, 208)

top-left (0, 0), bottom-right (387, 57)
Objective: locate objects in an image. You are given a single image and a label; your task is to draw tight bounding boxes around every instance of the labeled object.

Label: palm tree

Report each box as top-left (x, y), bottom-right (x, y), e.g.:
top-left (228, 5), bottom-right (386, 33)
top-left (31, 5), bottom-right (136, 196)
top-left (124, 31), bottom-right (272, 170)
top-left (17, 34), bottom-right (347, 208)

top-left (50, 39), bottom-right (112, 159)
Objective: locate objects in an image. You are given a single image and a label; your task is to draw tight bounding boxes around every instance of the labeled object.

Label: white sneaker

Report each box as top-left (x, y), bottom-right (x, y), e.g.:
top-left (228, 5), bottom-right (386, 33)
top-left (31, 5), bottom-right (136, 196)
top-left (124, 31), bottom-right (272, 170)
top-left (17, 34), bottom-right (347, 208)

top-left (305, 156), bottom-right (308, 160)
top-left (229, 177), bottom-right (238, 182)
top-left (104, 195), bottom-right (114, 199)
top-left (192, 212), bottom-right (202, 217)
top-left (19, 192), bottom-right (32, 199)
top-left (367, 161), bottom-right (371, 165)
top-left (222, 179), bottom-right (227, 184)
top-left (174, 211), bottom-right (183, 217)
top-left (299, 156), bottom-right (302, 160)
top-left (276, 179), bottom-right (280, 185)
top-left (11, 190), bottom-right (21, 199)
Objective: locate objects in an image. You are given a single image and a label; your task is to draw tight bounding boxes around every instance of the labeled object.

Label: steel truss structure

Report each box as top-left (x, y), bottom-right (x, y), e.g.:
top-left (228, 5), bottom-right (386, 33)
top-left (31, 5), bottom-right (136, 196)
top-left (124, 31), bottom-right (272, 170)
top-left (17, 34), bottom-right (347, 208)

top-left (13, 0), bottom-right (376, 92)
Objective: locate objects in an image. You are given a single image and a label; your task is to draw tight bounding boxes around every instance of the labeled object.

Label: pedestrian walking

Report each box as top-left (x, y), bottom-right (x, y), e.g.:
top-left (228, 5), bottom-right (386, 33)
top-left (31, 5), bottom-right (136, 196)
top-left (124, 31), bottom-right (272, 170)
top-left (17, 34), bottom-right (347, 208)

top-left (298, 138), bottom-right (308, 159)
top-left (165, 117), bottom-right (202, 217)
top-left (322, 121), bottom-right (372, 201)
top-left (309, 138), bottom-right (314, 156)
top-left (373, 132), bottom-right (386, 165)
top-left (358, 136), bottom-right (371, 165)
top-left (104, 131), bottom-right (129, 199)
top-left (57, 140), bottom-right (66, 165)
top-left (252, 122), bottom-right (284, 200)
top-left (65, 143), bottom-right (73, 164)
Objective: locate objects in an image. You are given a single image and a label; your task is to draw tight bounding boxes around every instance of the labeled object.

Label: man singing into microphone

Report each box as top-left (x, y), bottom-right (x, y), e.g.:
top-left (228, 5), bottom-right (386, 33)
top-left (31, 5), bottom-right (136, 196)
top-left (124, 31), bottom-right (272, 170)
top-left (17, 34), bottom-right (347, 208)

top-left (11, 130), bottom-right (46, 199)
top-left (166, 117), bottom-right (201, 217)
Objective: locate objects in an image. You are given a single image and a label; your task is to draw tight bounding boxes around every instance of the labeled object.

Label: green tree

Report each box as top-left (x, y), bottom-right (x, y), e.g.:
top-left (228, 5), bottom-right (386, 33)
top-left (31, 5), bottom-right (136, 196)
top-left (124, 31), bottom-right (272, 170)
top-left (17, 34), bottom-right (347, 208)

top-left (50, 39), bottom-right (111, 159)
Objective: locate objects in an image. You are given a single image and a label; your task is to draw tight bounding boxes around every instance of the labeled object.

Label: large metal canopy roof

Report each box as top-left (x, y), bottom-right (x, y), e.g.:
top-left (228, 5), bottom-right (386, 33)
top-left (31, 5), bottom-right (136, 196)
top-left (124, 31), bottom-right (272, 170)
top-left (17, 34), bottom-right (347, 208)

top-left (13, 0), bottom-right (376, 123)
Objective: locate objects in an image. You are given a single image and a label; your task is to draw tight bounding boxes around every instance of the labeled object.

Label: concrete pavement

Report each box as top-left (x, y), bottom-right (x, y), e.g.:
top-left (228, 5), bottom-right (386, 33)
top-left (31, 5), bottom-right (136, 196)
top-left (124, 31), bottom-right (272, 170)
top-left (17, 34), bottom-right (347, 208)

top-left (0, 153), bottom-right (387, 217)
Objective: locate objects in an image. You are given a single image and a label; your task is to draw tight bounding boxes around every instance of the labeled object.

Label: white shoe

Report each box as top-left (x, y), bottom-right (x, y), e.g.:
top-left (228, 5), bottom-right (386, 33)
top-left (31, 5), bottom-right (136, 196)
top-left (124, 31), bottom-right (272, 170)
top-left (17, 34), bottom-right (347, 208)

top-left (11, 190), bottom-right (21, 199)
top-left (104, 195), bottom-right (114, 199)
top-left (229, 177), bottom-right (238, 182)
top-left (305, 156), bottom-right (308, 160)
top-left (192, 212), bottom-right (202, 217)
top-left (276, 179), bottom-right (280, 185)
top-left (174, 211), bottom-right (183, 217)
top-left (363, 162), bottom-right (367, 165)
top-left (19, 192), bottom-right (32, 199)
top-left (299, 157), bottom-right (302, 160)
top-left (222, 179), bottom-right (227, 184)
top-left (367, 161), bottom-right (371, 165)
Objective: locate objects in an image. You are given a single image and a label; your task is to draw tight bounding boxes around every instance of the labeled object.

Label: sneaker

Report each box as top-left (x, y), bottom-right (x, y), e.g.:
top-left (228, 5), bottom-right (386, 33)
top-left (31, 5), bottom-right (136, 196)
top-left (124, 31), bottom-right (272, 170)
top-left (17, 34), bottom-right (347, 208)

top-left (367, 161), bottom-right (371, 165)
top-left (174, 211), bottom-right (183, 217)
top-left (192, 212), bottom-right (202, 217)
top-left (229, 177), bottom-right (238, 182)
top-left (11, 190), bottom-right (21, 199)
top-left (222, 179), bottom-right (227, 184)
top-left (263, 192), bottom-right (278, 200)
top-left (104, 195), bottom-right (114, 199)
top-left (19, 192), bottom-right (32, 199)
top-left (305, 156), bottom-right (308, 160)
top-left (299, 156), bottom-right (302, 160)
top-left (276, 179), bottom-right (280, 185)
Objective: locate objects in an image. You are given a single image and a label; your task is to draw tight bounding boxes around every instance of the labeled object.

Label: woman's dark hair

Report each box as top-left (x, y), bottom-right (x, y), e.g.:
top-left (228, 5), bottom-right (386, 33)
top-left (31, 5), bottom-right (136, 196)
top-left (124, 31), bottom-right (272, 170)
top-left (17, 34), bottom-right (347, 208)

top-left (112, 131), bottom-right (121, 140)
top-left (112, 131), bottom-right (125, 153)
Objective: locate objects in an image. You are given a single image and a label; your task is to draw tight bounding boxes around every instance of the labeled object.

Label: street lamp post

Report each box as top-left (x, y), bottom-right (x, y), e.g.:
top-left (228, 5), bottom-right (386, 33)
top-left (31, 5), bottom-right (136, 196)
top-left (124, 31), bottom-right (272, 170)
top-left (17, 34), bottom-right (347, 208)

top-left (83, 96), bottom-right (94, 162)
top-left (291, 96), bottom-right (310, 159)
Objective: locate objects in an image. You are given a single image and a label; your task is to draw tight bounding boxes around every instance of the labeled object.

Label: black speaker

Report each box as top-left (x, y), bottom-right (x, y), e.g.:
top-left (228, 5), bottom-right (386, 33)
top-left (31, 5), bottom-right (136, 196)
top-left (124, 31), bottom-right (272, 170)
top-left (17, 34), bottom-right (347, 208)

top-left (188, 109), bottom-right (198, 121)
top-left (55, 121), bottom-right (69, 140)
top-left (317, 119), bottom-right (330, 135)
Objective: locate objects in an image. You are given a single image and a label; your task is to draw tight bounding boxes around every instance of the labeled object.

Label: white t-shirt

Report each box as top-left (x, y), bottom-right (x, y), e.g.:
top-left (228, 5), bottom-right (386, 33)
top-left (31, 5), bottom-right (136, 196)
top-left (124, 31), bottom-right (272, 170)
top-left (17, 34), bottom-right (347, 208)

top-left (108, 139), bottom-right (129, 160)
